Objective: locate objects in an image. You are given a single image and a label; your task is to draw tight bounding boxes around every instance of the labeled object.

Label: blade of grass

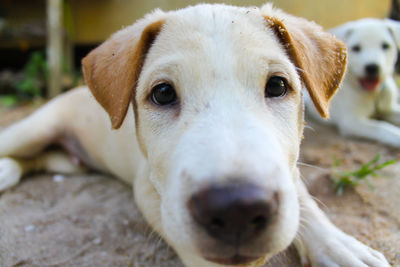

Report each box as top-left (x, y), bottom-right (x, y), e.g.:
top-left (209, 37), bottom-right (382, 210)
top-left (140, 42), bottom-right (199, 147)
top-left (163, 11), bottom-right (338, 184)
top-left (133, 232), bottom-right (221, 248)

top-left (330, 154), bottom-right (397, 195)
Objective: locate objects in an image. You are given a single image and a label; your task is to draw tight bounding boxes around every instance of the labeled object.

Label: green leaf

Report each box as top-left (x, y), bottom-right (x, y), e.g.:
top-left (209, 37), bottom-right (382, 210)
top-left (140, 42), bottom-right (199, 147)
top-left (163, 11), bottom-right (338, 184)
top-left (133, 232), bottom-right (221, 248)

top-left (374, 159), bottom-right (397, 170)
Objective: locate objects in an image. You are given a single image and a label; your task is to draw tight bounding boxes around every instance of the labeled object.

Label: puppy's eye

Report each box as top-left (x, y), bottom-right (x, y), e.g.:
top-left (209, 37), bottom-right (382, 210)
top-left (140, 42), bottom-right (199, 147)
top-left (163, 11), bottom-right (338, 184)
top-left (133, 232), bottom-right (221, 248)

top-left (150, 83), bottom-right (178, 106)
top-left (351, 45), bottom-right (361, 52)
top-left (382, 42), bottom-right (390, 50)
top-left (265, 76), bottom-right (288, 98)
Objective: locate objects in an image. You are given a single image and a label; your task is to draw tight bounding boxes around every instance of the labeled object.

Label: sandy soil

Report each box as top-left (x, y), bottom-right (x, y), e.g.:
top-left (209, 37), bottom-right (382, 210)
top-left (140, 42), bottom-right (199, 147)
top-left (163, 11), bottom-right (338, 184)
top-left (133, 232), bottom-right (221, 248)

top-left (0, 106), bottom-right (399, 267)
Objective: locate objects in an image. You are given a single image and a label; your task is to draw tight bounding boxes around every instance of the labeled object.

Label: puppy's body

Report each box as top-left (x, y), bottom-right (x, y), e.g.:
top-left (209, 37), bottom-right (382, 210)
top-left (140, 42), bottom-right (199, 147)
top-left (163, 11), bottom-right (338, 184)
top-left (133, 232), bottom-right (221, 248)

top-left (0, 88), bottom-right (142, 183)
top-left (0, 4), bottom-right (389, 267)
top-left (307, 18), bottom-right (400, 147)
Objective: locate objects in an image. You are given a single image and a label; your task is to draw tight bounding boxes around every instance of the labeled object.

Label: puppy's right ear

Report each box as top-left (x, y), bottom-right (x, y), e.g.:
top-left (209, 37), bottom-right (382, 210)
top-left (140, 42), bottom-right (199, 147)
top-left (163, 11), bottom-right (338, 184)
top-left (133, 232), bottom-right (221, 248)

top-left (82, 12), bottom-right (165, 129)
top-left (386, 19), bottom-right (400, 49)
top-left (328, 22), bottom-right (354, 41)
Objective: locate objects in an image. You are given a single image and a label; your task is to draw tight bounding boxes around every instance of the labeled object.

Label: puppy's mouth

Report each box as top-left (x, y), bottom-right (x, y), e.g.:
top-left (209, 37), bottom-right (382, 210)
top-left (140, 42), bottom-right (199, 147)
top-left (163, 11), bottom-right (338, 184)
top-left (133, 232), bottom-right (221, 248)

top-left (359, 77), bottom-right (380, 92)
top-left (205, 254), bottom-right (261, 265)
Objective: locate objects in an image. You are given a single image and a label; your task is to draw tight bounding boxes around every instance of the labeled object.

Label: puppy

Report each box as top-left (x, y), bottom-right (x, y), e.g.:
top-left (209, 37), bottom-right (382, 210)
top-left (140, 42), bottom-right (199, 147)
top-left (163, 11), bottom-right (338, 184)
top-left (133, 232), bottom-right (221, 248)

top-left (0, 3), bottom-right (389, 267)
top-left (307, 18), bottom-right (400, 147)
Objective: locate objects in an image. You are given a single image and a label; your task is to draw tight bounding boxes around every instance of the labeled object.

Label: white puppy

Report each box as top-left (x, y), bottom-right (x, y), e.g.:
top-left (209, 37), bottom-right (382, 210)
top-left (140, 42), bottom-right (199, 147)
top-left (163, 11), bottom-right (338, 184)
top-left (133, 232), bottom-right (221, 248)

top-left (307, 18), bottom-right (400, 147)
top-left (0, 3), bottom-right (389, 267)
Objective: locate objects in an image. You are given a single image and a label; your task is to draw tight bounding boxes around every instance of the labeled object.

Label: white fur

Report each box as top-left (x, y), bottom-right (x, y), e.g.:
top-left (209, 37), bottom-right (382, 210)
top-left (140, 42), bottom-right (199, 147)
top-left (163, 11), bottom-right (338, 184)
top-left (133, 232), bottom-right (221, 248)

top-left (0, 158), bottom-right (22, 191)
top-left (307, 18), bottom-right (400, 147)
top-left (0, 4), bottom-right (389, 267)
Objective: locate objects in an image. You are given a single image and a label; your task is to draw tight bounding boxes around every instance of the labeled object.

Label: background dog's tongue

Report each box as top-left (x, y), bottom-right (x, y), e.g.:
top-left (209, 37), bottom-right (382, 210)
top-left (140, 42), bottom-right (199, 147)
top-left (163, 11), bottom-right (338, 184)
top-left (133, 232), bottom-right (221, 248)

top-left (360, 78), bottom-right (379, 91)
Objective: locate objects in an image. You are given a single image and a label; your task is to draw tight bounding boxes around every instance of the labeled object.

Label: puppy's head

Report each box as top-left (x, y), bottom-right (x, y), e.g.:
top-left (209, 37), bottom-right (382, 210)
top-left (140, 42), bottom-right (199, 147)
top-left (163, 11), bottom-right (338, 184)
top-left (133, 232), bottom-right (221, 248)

top-left (331, 18), bottom-right (400, 92)
top-left (82, 4), bottom-right (346, 266)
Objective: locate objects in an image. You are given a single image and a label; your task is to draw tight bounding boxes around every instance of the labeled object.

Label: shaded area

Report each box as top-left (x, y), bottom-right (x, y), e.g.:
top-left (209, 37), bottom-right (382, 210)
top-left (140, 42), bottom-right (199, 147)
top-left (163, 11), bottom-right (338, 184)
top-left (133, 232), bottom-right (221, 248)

top-left (0, 106), bottom-right (399, 266)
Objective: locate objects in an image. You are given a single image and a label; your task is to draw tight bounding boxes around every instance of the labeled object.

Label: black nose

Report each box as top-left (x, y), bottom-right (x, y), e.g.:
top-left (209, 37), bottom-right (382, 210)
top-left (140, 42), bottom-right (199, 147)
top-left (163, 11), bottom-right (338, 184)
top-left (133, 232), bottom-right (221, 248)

top-left (365, 64), bottom-right (379, 77)
top-left (188, 183), bottom-right (279, 245)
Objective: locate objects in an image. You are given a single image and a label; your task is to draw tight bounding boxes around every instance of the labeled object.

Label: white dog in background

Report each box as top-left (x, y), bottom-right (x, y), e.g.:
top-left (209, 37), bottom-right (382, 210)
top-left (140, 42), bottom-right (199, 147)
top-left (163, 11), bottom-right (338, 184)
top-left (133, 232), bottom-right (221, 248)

top-left (0, 3), bottom-right (390, 267)
top-left (307, 18), bottom-right (400, 147)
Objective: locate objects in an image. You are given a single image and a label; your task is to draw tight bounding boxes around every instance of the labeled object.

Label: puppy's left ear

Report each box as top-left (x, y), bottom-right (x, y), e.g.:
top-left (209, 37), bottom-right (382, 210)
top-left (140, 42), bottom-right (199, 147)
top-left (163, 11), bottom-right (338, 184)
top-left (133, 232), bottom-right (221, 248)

top-left (263, 12), bottom-right (347, 118)
top-left (386, 19), bottom-right (400, 49)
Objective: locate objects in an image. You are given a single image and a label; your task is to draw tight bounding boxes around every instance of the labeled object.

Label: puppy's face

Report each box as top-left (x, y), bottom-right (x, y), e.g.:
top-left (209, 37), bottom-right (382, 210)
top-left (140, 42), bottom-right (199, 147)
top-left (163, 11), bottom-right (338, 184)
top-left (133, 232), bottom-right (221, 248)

top-left (136, 7), bottom-right (302, 264)
top-left (82, 3), bottom-right (346, 266)
top-left (338, 19), bottom-right (398, 92)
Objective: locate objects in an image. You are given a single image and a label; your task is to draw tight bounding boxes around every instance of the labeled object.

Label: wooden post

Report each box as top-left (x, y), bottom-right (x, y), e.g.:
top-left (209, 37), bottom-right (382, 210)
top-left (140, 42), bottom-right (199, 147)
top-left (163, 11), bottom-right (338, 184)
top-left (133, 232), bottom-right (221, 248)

top-left (47, 0), bottom-right (63, 98)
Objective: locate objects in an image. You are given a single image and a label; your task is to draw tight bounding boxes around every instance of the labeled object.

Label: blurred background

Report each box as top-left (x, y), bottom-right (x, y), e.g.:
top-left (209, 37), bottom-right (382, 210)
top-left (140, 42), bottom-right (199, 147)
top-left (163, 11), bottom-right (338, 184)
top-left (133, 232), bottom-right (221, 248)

top-left (1, 2), bottom-right (400, 266)
top-left (0, 0), bottom-right (393, 106)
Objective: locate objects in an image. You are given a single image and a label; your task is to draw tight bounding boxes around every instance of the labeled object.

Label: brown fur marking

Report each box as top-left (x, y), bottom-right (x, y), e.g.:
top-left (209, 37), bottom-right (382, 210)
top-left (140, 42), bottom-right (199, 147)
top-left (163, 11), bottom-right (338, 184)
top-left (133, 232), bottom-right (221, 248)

top-left (82, 20), bottom-right (165, 129)
top-left (264, 16), bottom-right (347, 118)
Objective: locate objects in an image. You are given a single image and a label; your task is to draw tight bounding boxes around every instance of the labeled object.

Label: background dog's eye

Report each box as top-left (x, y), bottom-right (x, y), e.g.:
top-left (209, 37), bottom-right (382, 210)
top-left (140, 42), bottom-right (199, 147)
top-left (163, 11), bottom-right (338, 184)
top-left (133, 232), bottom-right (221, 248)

top-left (382, 42), bottom-right (390, 50)
top-left (265, 76), bottom-right (288, 98)
top-left (150, 83), bottom-right (178, 106)
top-left (351, 45), bottom-right (361, 52)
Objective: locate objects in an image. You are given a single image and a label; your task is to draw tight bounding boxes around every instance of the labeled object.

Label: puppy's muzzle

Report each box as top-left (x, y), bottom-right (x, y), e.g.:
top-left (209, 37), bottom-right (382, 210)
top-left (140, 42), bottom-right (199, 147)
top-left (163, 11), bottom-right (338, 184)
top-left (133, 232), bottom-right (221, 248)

top-left (187, 183), bottom-right (279, 246)
top-left (360, 63), bottom-right (381, 91)
top-left (365, 63), bottom-right (380, 78)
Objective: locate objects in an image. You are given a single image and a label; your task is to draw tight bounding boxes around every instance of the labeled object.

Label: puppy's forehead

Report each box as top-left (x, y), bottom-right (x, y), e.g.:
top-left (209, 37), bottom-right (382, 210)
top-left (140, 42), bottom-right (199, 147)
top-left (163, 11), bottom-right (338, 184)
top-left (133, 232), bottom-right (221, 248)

top-left (349, 21), bottom-right (393, 42)
top-left (141, 5), bottom-right (291, 87)
top-left (170, 4), bottom-right (264, 31)
top-left (164, 5), bottom-right (280, 51)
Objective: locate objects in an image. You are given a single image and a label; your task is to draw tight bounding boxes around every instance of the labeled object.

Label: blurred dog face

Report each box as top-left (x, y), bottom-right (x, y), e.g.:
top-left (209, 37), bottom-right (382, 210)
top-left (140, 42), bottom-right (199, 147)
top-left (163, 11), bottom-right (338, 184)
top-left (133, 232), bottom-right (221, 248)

top-left (332, 19), bottom-right (400, 92)
top-left (82, 3), bottom-right (346, 265)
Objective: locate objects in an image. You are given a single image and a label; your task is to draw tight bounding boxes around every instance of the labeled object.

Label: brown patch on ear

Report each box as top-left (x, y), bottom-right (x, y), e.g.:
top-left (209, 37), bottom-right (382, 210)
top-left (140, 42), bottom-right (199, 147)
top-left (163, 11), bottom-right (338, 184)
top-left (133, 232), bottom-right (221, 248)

top-left (82, 20), bottom-right (164, 129)
top-left (265, 16), bottom-right (347, 118)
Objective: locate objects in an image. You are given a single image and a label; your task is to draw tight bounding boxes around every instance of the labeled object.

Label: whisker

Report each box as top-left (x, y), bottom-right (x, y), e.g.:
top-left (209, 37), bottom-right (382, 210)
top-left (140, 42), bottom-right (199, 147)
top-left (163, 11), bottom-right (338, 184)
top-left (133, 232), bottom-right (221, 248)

top-left (297, 161), bottom-right (328, 172)
top-left (310, 195), bottom-right (329, 210)
top-left (304, 124), bottom-right (315, 131)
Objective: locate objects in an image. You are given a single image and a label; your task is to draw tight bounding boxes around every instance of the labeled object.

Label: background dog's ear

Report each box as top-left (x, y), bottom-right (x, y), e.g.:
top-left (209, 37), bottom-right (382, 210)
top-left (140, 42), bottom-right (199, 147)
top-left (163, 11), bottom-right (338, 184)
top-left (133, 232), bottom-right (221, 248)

top-left (328, 22), bottom-right (354, 41)
top-left (82, 14), bottom-right (165, 129)
top-left (263, 12), bottom-right (347, 118)
top-left (385, 19), bottom-right (400, 49)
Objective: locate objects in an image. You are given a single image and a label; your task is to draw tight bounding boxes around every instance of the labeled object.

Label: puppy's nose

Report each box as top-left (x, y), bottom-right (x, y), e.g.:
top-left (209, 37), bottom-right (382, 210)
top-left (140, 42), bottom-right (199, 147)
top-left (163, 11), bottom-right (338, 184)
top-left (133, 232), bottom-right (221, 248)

top-left (365, 63), bottom-right (379, 77)
top-left (188, 183), bottom-right (279, 245)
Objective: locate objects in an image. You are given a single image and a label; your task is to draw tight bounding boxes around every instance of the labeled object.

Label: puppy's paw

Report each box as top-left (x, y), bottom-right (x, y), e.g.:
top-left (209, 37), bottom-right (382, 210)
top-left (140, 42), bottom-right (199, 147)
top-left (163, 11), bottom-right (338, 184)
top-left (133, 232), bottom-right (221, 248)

top-left (299, 227), bottom-right (389, 267)
top-left (0, 158), bottom-right (23, 192)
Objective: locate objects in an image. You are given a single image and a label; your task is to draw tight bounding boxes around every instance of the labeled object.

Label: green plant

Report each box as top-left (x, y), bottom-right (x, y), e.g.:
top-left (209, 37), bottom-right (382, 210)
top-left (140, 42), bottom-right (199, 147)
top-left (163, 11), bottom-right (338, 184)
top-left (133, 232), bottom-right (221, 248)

top-left (0, 95), bottom-right (17, 106)
top-left (14, 51), bottom-right (48, 99)
top-left (330, 154), bottom-right (397, 195)
top-left (0, 51), bottom-right (48, 107)
top-left (0, 49), bottom-right (81, 107)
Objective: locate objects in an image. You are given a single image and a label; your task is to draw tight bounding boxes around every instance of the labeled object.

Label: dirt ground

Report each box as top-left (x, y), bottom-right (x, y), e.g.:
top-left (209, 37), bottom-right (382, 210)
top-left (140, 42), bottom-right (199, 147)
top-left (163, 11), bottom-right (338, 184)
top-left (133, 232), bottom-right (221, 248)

top-left (0, 106), bottom-right (399, 267)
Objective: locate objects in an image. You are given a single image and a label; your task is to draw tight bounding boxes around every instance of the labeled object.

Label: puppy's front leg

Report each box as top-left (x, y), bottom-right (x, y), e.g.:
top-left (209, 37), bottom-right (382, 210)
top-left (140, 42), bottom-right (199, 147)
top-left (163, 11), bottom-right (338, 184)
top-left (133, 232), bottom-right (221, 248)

top-left (294, 179), bottom-right (389, 267)
top-left (0, 151), bottom-right (86, 192)
top-left (337, 117), bottom-right (400, 147)
top-left (377, 77), bottom-right (400, 125)
top-left (383, 106), bottom-right (400, 126)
